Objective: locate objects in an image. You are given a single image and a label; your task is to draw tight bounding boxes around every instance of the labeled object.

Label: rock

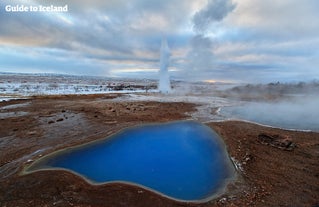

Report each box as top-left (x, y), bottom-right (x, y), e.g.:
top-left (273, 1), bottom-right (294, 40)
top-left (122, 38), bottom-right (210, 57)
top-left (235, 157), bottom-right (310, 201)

top-left (258, 133), bottom-right (296, 151)
top-left (27, 131), bottom-right (37, 135)
top-left (104, 120), bottom-right (117, 125)
top-left (56, 118), bottom-right (64, 122)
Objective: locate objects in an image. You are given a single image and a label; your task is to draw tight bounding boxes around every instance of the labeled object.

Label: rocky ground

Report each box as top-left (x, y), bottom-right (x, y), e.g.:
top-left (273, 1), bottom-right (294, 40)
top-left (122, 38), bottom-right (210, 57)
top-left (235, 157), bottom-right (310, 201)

top-left (0, 94), bottom-right (318, 207)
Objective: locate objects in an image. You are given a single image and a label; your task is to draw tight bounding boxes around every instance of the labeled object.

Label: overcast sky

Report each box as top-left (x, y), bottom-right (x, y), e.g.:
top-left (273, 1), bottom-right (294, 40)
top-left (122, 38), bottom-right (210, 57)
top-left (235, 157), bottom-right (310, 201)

top-left (0, 0), bottom-right (318, 83)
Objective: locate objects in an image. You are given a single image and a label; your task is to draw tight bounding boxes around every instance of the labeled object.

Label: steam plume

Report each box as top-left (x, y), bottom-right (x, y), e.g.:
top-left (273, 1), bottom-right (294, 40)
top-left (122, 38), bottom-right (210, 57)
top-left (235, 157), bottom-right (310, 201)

top-left (185, 0), bottom-right (236, 78)
top-left (193, 0), bottom-right (236, 33)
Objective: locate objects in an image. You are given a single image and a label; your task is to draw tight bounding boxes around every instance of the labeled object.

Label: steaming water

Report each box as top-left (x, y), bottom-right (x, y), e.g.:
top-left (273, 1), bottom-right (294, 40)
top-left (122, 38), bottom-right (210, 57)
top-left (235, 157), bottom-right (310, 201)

top-left (26, 121), bottom-right (235, 201)
top-left (221, 100), bottom-right (319, 132)
top-left (158, 37), bottom-right (171, 93)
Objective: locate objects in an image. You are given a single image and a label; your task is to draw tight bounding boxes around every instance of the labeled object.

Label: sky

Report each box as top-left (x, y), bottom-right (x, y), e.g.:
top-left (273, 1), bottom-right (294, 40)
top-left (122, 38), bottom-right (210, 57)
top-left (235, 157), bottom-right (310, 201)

top-left (0, 0), bottom-right (318, 83)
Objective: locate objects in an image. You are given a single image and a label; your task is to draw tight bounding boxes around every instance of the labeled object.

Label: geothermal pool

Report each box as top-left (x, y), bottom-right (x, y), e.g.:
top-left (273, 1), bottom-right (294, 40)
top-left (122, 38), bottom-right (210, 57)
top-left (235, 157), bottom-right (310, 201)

top-left (26, 121), bottom-right (235, 201)
top-left (221, 101), bottom-right (319, 132)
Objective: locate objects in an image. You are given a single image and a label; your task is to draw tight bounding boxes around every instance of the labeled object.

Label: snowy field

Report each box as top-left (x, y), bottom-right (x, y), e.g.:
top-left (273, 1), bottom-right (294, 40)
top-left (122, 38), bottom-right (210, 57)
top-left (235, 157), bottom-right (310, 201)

top-left (1, 73), bottom-right (318, 132)
top-left (0, 73), bottom-right (158, 98)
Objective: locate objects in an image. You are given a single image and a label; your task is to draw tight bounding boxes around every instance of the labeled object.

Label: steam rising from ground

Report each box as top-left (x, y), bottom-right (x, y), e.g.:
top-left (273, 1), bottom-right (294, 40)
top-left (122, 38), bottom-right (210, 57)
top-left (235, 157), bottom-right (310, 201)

top-left (1, 72), bottom-right (318, 131)
top-left (185, 0), bottom-right (236, 79)
top-left (192, 0), bottom-right (236, 33)
top-left (221, 82), bottom-right (319, 131)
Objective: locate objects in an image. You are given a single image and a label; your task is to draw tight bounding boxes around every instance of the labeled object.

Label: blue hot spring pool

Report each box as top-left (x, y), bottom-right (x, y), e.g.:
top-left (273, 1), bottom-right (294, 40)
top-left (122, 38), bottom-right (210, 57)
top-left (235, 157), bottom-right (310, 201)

top-left (25, 121), bottom-right (235, 201)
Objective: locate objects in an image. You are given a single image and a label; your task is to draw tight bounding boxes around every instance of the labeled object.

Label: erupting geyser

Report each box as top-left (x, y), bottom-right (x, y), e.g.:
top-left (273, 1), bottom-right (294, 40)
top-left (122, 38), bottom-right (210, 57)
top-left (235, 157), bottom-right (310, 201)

top-left (158, 37), bottom-right (171, 93)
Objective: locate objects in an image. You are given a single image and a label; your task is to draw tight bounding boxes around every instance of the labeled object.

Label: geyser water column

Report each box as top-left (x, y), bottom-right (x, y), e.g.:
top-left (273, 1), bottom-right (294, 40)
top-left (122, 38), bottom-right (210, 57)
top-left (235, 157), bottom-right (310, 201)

top-left (158, 37), bottom-right (171, 93)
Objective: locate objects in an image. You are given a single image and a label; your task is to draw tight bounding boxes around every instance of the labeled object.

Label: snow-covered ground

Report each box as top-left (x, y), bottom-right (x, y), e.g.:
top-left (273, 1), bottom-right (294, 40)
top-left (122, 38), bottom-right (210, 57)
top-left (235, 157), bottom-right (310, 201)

top-left (0, 82), bottom-right (157, 96)
top-left (0, 73), bottom-right (158, 97)
top-left (1, 73), bottom-right (318, 132)
top-left (0, 73), bottom-right (240, 122)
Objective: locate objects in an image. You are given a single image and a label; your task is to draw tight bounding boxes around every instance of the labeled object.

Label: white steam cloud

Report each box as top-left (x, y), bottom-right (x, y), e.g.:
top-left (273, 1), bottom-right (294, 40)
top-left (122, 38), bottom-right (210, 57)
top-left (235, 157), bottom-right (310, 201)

top-left (185, 0), bottom-right (236, 79)
top-left (192, 0), bottom-right (236, 33)
top-left (224, 96), bottom-right (319, 132)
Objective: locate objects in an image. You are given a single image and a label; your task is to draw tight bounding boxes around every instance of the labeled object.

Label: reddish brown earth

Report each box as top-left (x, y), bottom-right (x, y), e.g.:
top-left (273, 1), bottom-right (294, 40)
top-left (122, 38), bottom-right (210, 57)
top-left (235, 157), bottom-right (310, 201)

top-left (0, 94), bottom-right (318, 207)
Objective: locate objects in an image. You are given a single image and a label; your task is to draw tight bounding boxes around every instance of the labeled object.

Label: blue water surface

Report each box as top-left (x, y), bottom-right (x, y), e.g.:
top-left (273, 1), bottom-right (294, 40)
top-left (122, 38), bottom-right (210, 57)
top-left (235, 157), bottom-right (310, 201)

top-left (28, 121), bottom-right (234, 201)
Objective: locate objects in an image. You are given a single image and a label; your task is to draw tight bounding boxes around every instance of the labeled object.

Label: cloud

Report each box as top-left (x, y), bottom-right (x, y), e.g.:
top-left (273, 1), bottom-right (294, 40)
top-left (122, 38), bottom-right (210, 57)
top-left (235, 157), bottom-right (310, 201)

top-left (227, 0), bottom-right (319, 40)
top-left (0, 46), bottom-right (110, 76)
top-left (0, 0), bottom-right (194, 57)
top-left (184, 0), bottom-right (319, 82)
top-left (0, 0), bottom-right (318, 82)
top-left (1, 0), bottom-right (199, 79)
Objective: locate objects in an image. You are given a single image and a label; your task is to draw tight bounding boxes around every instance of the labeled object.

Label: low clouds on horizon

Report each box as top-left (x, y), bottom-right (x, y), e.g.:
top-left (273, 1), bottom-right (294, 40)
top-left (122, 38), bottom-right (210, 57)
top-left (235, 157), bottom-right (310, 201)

top-left (0, 0), bottom-right (319, 83)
